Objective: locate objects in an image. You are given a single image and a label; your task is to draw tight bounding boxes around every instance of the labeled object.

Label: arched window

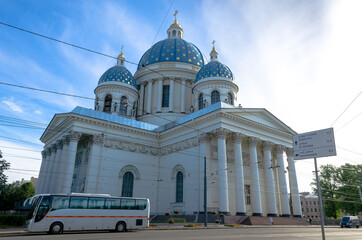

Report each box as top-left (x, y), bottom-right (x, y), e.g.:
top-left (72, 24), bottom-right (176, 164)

top-left (176, 171), bottom-right (183, 203)
top-left (177, 31), bottom-right (181, 38)
top-left (103, 94), bottom-right (112, 113)
top-left (211, 91), bottom-right (220, 105)
top-left (121, 171), bottom-right (134, 197)
top-left (119, 96), bottom-right (128, 115)
top-left (172, 30), bottom-right (176, 37)
top-left (228, 93), bottom-right (234, 105)
top-left (162, 85), bottom-right (170, 107)
top-left (198, 94), bottom-right (204, 110)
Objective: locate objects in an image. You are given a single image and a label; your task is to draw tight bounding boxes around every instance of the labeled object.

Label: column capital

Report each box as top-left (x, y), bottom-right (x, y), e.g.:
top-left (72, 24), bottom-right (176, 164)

top-left (214, 128), bottom-right (229, 140)
top-left (162, 76), bottom-right (169, 81)
top-left (275, 144), bottom-right (285, 154)
top-left (198, 133), bottom-right (211, 144)
top-left (247, 137), bottom-right (259, 147)
top-left (56, 139), bottom-right (64, 150)
top-left (50, 143), bottom-right (57, 153)
top-left (46, 147), bottom-right (52, 155)
top-left (41, 150), bottom-right (47, 158)
top-left (62, 135), bottom-right (70, 145)
top-left (232, 132), bottom-right (245, 144)
top-left (68, 131), bottom-right (82, 142)
top-left (286, 148), bottom-right (294, 157)
top-left (92, 134), bottom-right (104, 145)
top-left (262, 141), bottom-right (273, 151)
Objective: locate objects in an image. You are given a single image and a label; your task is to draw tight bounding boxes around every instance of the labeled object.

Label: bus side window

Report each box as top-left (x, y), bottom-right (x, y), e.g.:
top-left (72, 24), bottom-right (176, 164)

top-left (136, 199), bottom-right (147, 210)
top-left (70, 197), bottom-right (88, 209)
top-left (121, 199), bottom-right (136, 210)
top-left (35, 196), bottom-right (51, 222)
top-left (51, 196), bottom-right (69, 211)
top-left (105, 198), bottom-right (120, 209)
top-left (88, 198), bottom-right (105, 209)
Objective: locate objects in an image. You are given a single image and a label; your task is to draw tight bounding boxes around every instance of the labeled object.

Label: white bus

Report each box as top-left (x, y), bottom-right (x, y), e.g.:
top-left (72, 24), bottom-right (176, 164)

top-left (24, 193), bottom-right (150, 234)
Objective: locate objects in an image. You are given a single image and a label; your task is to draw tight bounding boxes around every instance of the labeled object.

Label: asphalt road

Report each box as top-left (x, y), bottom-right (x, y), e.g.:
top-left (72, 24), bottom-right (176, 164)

top-left (1, 227), bottom-right (361, 240)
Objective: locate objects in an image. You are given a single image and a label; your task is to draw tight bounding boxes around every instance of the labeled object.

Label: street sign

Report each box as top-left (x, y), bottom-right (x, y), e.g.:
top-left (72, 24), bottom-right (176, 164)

top-left (293, 128), bottom-right (336, 160)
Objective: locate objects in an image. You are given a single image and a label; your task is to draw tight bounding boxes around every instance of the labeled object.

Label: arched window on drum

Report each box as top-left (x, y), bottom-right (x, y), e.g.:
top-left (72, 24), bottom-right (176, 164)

top-left (103, 94), bottom-right (112, 113)
top-left (211, 90), bottom-right (220, 105)
top-left (120, 96), bottom-right (128, 115)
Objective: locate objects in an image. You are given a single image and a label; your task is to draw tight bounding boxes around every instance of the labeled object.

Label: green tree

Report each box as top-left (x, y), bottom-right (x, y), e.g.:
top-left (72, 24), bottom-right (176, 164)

top-left (336, 164), bottom-right (362, 215)
top-left (312, 163), bottom-right (362, 218)
top-left (0, 182), bottom-right (35, 211)
top-left (0, 150), bottom-right (10, 189)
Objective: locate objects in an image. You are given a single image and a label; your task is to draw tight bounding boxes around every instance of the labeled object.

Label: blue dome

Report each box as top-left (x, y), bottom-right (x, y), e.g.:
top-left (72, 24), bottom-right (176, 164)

top-left (98, 65), bottom-right (137, 89)
top-left (195, 61), bottom-right (234, 83)
top-left (138, 38), bottom-right (204, 70)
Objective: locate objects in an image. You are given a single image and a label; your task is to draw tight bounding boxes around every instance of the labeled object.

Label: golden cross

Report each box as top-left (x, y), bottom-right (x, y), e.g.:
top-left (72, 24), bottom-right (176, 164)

top-left (121, 45), bottom-right (124, 52)
top-left (174, 10), bottom-right (179, 22)
top-left (212, 40), bottom-right (216, 48)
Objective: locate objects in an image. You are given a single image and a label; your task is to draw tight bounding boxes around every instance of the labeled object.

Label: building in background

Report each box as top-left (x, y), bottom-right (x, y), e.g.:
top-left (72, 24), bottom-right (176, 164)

top-left (300, 192), bottom-right (320, 219)
top-left (36, 14), bottom-right (302, 217)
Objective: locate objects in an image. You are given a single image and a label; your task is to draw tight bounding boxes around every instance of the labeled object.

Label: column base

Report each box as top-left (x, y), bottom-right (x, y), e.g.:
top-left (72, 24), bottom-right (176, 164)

top-left (219, 211), bottom-right (231, 216)
top-left (267, 213), bottom-right (278, 217)
top-left (181, 112), bottom-right (186, 114)
top-left (281, 214), bottom-right (291, 217)
top-left (168, 111), bottom-right (173, 113)
top-left (252, 213), bottom-right (262, 216)
top-left (236, 212), bottom-right (246, 216)
top-left (156, 111), bottom-right (161, 113)
top-left (293, 215), bottom-right (302, 218)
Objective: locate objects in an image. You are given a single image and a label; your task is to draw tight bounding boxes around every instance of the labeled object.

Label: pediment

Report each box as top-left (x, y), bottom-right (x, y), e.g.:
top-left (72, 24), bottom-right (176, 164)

top-left (223, 108), bottom-right (296, 135)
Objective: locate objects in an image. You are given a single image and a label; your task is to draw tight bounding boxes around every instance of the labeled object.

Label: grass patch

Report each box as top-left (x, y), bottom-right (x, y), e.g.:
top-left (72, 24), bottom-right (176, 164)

top-left (172, 218), bottom-right (187, 223)
top-left (225, 224), bottom-right (242, 227)
top-left (184, 223), bottom-right (203, 227)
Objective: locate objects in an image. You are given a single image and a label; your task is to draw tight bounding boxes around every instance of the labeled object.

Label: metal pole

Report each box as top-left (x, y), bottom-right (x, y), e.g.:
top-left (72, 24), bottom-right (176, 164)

top-left (314, 158), bottom-right (325, 240)
top-left (204, 156), bottom-right (207, 227)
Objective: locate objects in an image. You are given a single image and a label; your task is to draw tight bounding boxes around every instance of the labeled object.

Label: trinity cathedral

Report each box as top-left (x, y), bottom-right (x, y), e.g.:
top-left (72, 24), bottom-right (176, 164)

top-left (36, 14), bottom-right (302, 217)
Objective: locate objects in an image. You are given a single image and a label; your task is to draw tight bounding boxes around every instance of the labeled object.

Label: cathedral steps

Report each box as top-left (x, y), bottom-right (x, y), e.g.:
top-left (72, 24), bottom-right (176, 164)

top-left (224, 216), bottom-right (307, 225)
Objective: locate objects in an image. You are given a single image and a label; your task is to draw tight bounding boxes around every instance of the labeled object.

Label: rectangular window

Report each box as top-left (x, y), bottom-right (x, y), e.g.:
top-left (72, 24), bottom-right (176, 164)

top-left (311, 208), bottom-right (313, 212)
top-left (314, 201), bottom-right (316, 205)
top-left (245, 184), bottom-right (251, 205)
top-left (88, 198), bottom-right (105, 209)
top-left (52, 196), bottom-right (69, 210)
top-left (135, 199), bottom-right (147, 210)
top-left (162, 85), bottom-right (170, 107)
top-left (315, 208), bottom-right (317, 212)
top-left (246, 196), bottom-right (251, 205)
top-left (105, 198), bottom-right (121, 209)
top-left (70, 197), bottom-right (88, 209)
top-left (121, 199), bottom-right (136, 210)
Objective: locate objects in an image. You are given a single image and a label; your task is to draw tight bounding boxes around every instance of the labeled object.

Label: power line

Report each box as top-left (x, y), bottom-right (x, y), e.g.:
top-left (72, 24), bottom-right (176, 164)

top-left (330, 90), bottom-right (362, 127)
top-left (151, 0), bottom-right (174, 45)
top-left (0, 81), bottom-right (94, 100)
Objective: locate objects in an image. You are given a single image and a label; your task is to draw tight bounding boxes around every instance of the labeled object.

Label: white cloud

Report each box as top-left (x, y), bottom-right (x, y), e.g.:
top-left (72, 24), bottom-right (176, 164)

top-left (2, 99), bottom-right (23, 113)
top-left (34, 110), bottom-right (42, 115)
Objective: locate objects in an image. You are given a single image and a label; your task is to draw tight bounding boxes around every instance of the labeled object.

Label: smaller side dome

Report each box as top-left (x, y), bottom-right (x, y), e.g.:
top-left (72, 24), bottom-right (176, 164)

top-left (98, 65), bottom-right (137, 88)
top-left (195, 61), bottom-right (234, 83)
top-left (195, 43), bottom-right (233, 83)
top-left (98, 49), bottom-right (137, 89)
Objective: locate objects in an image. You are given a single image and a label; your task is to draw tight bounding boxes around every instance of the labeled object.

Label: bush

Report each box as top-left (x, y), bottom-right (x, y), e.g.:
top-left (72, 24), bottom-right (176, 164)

top-left (168, 218), bottom-right (175, 224)
top-left (173, 210), bottom-right (180, 214)
top-left (172, 218), bottom-right (186, 223)
top-left (0, 215), bottom-right (27, 227)
top-left (215, 219), bottom-right (221, 223)
top-left (165, 212), bottom-right (171, 216)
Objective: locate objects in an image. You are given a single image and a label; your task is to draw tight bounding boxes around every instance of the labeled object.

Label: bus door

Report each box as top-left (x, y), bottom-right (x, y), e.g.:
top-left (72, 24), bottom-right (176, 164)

top-left (34, 196), bottom-right (51, 231)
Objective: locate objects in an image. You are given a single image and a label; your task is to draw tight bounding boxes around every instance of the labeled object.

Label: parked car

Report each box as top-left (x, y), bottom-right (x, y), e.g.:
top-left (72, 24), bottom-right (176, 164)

top-left (340, 216), bottom-right (360, 228)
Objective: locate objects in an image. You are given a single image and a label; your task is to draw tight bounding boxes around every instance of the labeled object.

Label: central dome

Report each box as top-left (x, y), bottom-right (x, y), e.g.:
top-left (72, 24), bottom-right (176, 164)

top-left (137, 38), bottom-right (204, 70)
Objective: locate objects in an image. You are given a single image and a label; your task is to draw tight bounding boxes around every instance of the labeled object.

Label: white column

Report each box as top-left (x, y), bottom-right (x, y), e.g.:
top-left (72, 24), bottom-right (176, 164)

top-left (215, 128), bottom-right (229, 214)
top-left (263, 141), bottom-right (278, 217)
top-left (276, 145), bottom-right (291, 217)
top-left (36, 150), bottom-right (48, 194)
top-left (139, 83), bottom-right (145, 116)
top-left (180, 79), bottom-right (186, 113)
top-left (44, 144), bottom-right (57, 193)
top-left (49, 139), bottom-right (64, 193)
top-left (232, 133), bottom-right (246, 216)
top-left (85, 134), bottom-right (104, 193)
top-left (198, 133), bottom-right (211, 212)
top-left (157, 79), bottom-right (163, 112)
top-left (62, 131), bottom-right (81, 193)
top-left (55, 135), bottom-right (69, 193)
top-left (286, 148), bottom-right (302, 217)
top-left (248, 137), bottom-right (262, 216)
top-left (169, 79), bottom-right (174, 112)
top-left (146, 81), bottom-right (153, 114)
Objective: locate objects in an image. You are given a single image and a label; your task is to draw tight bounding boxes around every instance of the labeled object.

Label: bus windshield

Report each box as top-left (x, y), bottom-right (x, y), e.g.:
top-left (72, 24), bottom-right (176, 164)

top-left (26, 196), bottom-right (40, 221)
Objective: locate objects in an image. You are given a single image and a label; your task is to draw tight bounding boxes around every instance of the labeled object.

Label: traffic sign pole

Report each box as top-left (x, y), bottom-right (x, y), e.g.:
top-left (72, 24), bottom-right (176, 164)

top-left (314, 157), bottom-right (325, 240)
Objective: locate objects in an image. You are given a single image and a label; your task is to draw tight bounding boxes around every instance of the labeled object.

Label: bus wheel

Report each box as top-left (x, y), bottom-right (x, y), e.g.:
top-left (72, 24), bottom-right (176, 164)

top-left (115, 221), bottom-right (126, 232)
top-left (49, 222), bottom-right (63, 234)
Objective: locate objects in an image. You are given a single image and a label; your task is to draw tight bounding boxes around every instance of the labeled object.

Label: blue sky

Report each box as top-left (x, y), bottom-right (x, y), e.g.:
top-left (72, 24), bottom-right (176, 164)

top-left (0, 0), bottom-right (361, 192)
